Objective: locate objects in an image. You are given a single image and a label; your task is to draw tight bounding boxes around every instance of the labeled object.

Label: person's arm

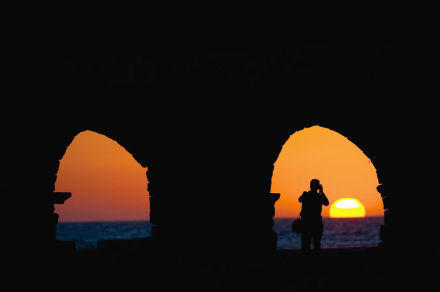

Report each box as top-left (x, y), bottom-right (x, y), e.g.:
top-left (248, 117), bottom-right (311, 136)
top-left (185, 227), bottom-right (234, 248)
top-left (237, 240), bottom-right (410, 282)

top-left (319, 187), bottom-right (329, 206)
top-left (321, 193), bottom-right (329, 206)
top-left (299, 191), bottom-right (306, 203)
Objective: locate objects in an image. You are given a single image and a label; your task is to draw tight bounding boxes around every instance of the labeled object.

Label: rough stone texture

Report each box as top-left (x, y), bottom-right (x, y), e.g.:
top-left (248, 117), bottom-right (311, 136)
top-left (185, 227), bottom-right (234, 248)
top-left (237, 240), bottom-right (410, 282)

top-left (4, 44), bottom-right (436, 265)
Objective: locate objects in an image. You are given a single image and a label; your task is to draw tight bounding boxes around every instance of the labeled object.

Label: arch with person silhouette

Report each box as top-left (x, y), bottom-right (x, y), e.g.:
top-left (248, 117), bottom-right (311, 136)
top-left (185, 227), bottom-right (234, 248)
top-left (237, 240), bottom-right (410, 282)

top-left (8, 52), bottom-right (416, 267)
top-left (5, 48), bottom-right (435, 291)
top-left (26, 119), bottom-right (394, 257)
top-left (270, 125), bottom-right (385, 250)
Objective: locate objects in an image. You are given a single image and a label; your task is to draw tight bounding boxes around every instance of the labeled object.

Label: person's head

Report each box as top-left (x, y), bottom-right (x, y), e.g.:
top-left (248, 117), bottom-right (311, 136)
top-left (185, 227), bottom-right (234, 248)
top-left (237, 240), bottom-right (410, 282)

top-left (310, 179), bottom-right (321, 192)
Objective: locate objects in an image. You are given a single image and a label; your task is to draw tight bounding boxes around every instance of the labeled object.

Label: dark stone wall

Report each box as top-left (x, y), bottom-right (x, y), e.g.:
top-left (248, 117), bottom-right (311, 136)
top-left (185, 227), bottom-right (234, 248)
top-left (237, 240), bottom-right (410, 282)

top-left (4, 44), bottom-right (437, 263)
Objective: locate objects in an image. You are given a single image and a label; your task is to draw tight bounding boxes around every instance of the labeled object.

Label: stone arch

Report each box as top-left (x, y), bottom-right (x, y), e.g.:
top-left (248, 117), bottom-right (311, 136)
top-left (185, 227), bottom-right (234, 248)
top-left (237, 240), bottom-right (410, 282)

top-left (269, 124), bottom-right (384, 248)
top-left (41, 127), bottom-right (156, 247)
top-left (267, 123), bottom-right (389, 248)
top-left (54, 130), bottom-right (150, 223)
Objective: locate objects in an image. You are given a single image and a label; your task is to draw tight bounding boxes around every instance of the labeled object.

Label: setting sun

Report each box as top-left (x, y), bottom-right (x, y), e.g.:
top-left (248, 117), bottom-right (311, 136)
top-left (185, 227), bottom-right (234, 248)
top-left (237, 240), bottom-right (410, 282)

top-left (271, 125), bottom-right (383, 218)
top-left (330, 198), bottom-right (366, 218)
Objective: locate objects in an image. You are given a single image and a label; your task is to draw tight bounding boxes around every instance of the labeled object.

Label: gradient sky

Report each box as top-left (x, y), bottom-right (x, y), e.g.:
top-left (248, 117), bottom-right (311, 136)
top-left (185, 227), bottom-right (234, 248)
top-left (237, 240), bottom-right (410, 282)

top-left (271, 126), bottom-right (383, 218)
top-left (55, 126), bottom-right (383, 222)
top-left (55, 131), bottom-right (149, 222)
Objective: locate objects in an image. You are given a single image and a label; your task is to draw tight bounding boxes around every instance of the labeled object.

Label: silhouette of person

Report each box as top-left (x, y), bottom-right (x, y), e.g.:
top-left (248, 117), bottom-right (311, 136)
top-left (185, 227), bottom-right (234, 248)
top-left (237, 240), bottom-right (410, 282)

top-left (298, 179), bottom-right (329, 253)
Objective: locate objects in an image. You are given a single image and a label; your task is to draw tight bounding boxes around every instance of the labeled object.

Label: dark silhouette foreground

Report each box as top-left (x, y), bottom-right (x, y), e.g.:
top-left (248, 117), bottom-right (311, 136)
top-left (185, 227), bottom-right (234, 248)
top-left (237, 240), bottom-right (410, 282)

top-left (299, 179), bottom-right (329, 252)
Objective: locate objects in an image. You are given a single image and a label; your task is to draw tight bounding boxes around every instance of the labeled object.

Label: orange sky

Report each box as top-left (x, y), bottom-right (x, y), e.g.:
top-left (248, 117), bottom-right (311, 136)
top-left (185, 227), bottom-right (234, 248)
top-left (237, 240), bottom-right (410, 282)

top-left (55, 126), bottom-right (383, 222)
top-left (55, 131), bottom-right (149, 222)
top-left (271, 126), bottom-right (383, 218)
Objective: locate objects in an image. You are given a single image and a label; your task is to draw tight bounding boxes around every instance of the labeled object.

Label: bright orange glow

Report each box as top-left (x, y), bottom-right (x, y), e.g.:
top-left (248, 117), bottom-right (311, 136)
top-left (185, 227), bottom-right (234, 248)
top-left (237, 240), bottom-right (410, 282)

top-left (330, 198), bottom-right (366, 218)
top-left (271, 126), bottom-right (383, 218)
top-left (54, 131), bottom-right (149, 222)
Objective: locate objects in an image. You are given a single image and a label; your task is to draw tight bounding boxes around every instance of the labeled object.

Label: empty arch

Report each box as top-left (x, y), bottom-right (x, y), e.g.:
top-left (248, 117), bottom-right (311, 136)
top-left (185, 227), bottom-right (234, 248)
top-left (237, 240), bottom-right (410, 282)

top-left (54, 130), bottom-right (150, 222)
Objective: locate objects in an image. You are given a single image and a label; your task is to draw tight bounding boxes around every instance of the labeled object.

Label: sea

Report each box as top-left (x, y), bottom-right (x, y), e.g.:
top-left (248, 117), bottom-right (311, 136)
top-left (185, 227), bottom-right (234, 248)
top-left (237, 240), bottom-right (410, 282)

top-left (56, 217), bottom-right (383, 250)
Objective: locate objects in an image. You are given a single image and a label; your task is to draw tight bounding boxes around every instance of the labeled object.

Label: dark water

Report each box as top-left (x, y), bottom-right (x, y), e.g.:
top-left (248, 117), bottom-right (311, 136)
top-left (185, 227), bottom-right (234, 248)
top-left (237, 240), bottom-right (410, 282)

top-left (56, 221), bottom-right (152, 249)
top-left (57, 217), bottom-right (383, 249)
top-left (275, 217), bottom-right (383, 249)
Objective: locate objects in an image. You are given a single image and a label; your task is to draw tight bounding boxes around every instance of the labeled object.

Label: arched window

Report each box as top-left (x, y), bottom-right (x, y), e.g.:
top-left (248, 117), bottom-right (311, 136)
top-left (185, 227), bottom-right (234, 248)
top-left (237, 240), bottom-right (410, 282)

top-left (55, 130), bottom-right (151, 248)
top-left (271, 126), bottom-right (383, 249)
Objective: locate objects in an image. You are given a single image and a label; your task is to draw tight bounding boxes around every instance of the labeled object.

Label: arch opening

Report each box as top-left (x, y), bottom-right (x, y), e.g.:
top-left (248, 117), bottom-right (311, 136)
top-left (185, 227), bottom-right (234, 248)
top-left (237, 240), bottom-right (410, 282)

top-left (54, 130), bottom-right (151, 249)
top-left (271, 125), bottom-right (384, 249)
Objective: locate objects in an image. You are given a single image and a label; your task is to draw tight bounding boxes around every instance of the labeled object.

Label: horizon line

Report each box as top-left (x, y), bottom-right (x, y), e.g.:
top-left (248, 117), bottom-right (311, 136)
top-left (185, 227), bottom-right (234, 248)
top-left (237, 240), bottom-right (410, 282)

top-left (58, 216), bottom-right (384, 224)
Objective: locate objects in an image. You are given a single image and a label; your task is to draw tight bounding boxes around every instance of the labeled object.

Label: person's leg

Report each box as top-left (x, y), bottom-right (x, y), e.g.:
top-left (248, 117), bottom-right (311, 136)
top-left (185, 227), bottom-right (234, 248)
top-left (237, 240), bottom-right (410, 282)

top-left (301, 231), bottom-right (311, 253)
top-left (313, 234), bottom-right (321, 252)
top-left (313, 222), bottom-right (324, 253)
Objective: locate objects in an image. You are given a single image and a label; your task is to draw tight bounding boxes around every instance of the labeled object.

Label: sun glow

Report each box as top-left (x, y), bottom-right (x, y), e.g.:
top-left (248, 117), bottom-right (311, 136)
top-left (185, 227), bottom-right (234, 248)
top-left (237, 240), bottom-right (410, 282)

top-left (271, 125), bottom-right (383, 218)
top-left (330, 198), bottom-right (366, 218)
